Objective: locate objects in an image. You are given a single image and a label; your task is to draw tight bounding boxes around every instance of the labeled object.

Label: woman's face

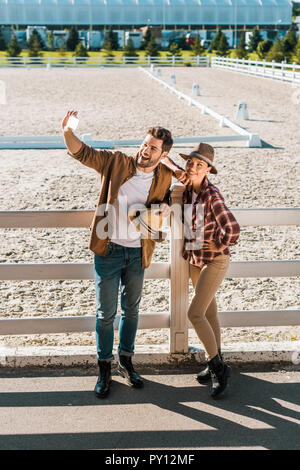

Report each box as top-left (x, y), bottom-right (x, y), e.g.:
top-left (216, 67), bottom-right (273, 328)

top-left (185, 157), bottom-right (211, 181)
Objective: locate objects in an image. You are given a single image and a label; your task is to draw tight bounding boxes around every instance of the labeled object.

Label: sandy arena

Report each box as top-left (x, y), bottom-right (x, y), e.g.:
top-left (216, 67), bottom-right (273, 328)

top-left (0, 66), bottom-right (299, 349)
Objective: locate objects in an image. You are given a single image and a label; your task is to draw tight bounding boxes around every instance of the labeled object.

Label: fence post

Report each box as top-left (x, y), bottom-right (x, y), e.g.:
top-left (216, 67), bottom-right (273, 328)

top-left (263, 59), bottom-right (266, 77)
top-left (99, 56), bottom-right (102, 67)
top-left (272, 60), bottom-right (275, 77)
top-left (74, 56), bottom-right (76, 67)
top-left (169, 185), bottom-right (189, 354)
top-left (207, 55), bottom-right (210, 67)
top-left (292, 62), bottom-right (296, 83)
top-left (282, 60), bottom-right (286, 79)
top-left (148, 55), bottom-right (151, 66)
top-left (172, 55), bottom-right (175, 67)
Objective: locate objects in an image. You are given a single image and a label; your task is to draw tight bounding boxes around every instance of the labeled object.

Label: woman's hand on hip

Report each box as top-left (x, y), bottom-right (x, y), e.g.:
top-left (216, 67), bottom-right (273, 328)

top-left (202, 240), bottom-right (226, 252)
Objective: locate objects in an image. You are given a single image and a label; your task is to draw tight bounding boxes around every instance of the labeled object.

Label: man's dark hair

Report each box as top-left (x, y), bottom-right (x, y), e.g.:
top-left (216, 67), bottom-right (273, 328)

top-left (147, 126), bottom-right (173, 153)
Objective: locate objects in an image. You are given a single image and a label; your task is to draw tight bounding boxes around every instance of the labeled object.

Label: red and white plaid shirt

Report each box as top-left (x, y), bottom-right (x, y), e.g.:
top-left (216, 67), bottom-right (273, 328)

top-left (181, 177), bottom-right (240, 267)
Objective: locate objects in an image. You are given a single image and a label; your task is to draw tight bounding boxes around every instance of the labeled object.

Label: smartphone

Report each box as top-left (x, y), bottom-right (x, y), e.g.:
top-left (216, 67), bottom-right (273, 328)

top-left (67, 115), bottom-right (79, 131)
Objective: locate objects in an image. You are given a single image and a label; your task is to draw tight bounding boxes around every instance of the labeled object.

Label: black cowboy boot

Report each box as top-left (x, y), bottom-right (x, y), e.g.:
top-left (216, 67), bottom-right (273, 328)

top-left (94, 360), bottom-right (112, 398)
top-left (117, 355), bottom-right (144, 388)
top-left (207, 353), bottom-right (230, 399)
top-left (196, 348), bottom-right (223, 385)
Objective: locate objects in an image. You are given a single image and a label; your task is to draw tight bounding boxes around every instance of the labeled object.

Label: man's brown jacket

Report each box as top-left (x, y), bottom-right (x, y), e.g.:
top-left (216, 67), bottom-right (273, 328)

top-left (68, 142), bottom-right (173, 268)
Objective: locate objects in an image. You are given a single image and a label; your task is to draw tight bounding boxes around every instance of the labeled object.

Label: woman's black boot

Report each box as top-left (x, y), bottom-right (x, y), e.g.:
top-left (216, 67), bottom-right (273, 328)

top-left (196, 348), bottom-right (223, 385)
top-left (207, 353), bottom-right (230, 399)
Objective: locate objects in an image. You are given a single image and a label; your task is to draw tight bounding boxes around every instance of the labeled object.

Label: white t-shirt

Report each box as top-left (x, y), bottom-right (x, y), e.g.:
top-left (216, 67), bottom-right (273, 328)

top-left (111, 168), bottom-right (154, 247)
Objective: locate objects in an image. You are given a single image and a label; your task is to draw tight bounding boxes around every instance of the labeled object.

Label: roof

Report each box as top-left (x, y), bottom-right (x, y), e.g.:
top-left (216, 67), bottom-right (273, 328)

top-left (0, 0), bottom-right (292, 25)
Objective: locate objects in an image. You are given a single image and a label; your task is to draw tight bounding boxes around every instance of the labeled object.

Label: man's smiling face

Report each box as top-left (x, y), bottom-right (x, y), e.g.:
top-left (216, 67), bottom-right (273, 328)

top-left (137, 134), bottom-right (167, 172)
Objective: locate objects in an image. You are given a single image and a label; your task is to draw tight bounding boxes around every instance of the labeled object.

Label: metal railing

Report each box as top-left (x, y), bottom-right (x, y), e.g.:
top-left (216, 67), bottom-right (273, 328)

top-left (0, 187), bottom-right (299, 354)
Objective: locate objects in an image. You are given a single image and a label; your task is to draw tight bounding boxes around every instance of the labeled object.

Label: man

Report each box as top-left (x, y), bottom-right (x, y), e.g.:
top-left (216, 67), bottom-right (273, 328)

top-left (62, 110), bottom-right (185, 398)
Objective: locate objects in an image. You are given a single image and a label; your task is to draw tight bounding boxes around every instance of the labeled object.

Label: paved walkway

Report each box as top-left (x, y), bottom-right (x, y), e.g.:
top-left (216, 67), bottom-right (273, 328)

top-left (0, 366), bottom-right (299, 450)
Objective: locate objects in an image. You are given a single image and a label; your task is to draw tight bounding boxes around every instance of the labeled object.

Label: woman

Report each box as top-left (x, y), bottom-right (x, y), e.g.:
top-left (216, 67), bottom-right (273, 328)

top-left (178, 142), bottom-right (240, 399)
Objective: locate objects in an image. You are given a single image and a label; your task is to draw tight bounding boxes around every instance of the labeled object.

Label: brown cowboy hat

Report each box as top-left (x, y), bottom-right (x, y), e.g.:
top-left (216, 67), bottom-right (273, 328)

top-left (179, 142), bottom-right (217, 174)
top-left (128, 207), bottom-right (167, 242)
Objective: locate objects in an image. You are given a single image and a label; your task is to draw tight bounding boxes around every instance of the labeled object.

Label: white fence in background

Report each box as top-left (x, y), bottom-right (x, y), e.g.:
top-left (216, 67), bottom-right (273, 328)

top-left (0, 55), bottom-right (209, 68)
top-left (0, 134), bottom-right (253, 150)
top-left (212, 56), bottom-right (300, 85)
top-left (0, 186), bottom-right (299, 354)
top-left (140, 67), bottom-right (261, 148)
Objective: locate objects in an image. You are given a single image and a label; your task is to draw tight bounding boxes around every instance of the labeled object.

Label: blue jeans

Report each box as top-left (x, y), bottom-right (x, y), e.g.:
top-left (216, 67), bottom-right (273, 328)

top-left (94, 243), bottom-right (145, 362)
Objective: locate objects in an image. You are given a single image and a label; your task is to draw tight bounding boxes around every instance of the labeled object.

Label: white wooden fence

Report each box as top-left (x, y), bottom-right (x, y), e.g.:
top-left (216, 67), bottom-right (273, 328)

top-left (0, 134), bottom-right (252, 150)
top-left (212, 57), bottom-right (300, 85)
top-left (0, 185), bottom-right (299, 354)
top-left (0, 55), bottom-right (209, 68)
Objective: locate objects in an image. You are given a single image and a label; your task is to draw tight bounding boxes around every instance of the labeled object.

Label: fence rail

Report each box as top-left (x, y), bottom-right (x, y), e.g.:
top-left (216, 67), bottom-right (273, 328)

top-left (0, 55), bottom-right (209, 68)
top-left (0, 134), bottom-right (250, 150)
top-left (212, 56), bottom-right (300, 85)
top-left (1, 191), bottom-right (299, 353)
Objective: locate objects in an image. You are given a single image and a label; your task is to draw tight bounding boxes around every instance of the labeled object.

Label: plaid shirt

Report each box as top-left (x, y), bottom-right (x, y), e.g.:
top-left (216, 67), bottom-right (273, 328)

top-left (181, 177), bottom-right (240, 267)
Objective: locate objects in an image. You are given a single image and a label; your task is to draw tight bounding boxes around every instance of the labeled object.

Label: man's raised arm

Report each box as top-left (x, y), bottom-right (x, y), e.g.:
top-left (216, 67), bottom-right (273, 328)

top-left (62, 110), bottom-right (84, 155)
top-left (61, 110), bottom-right (114, 173)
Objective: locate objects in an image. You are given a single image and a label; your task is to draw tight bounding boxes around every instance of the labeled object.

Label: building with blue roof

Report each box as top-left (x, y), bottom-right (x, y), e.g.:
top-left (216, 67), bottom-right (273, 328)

top-left (0, 0), bottom-right (293, 27)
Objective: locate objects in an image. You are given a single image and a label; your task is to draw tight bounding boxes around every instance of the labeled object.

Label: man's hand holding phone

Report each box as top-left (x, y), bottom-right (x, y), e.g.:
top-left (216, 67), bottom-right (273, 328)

top-left (62, 110), bottom-right (79, 133)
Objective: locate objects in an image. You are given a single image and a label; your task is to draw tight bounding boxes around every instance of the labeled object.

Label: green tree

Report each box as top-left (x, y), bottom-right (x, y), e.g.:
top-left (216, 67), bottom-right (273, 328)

top-left (216, 33), bottom-right (230, 56)
top-left (266, 37), bottom-right (285, 62)
top-left (144, 36), bottom-right (160, 57)
top-left (73, 42), bottom-right (89, 60)
top-left (6, 34), bottom-right (22, 57)
top-left (281, 28), bottom-right (297, 62)
top-left (209, 30), bottom-right (222, 52)
top-left (28, 29), bottom-right (45, 51)
top-left (295, 38), bottom-right (300, 65)
top-left (257, 39), bottom-right (273, 59)
top-left (167, 41), bottom-right (182, 57)
top-left (28, 34), bottom-right (42, 58)
top-left (191, 35), bottom-right (204, 56)
top-left (66, 26), bottom-right (80, 51)
top-left (47, 31), bottom-right (55, 51)
top-left (234, 33), bottom-right (248, 59)
top-left (103, 27), bottom-right (119, 51)
top-left (103, 36), bottom-right (115, 63)
top-left (123, 38), bottom-right (138, 58)
top-left (58, 47), bottom-right (67, 65)
top-left (282, 26), bottom-right (297, 53)
top-left (140, 27), bottom-right (152, 50)
top-left (0, 27), bottom-right (7, 51)
top-left (248, 28), bottom-right (263, 53)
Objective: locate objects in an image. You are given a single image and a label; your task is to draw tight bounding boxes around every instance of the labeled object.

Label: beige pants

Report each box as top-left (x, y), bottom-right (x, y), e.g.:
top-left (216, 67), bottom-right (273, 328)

top-left (188, 255), bottom-right (230, 361)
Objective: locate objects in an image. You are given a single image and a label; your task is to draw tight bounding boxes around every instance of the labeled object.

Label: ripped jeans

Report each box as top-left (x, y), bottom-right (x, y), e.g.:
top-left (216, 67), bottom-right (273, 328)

top-left (94, 243), bottom-right (145, 362)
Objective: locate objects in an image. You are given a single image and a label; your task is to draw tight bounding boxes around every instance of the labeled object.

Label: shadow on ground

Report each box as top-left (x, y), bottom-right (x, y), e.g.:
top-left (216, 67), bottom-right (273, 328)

top-left (0, 366), bottom-right (299, 450)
